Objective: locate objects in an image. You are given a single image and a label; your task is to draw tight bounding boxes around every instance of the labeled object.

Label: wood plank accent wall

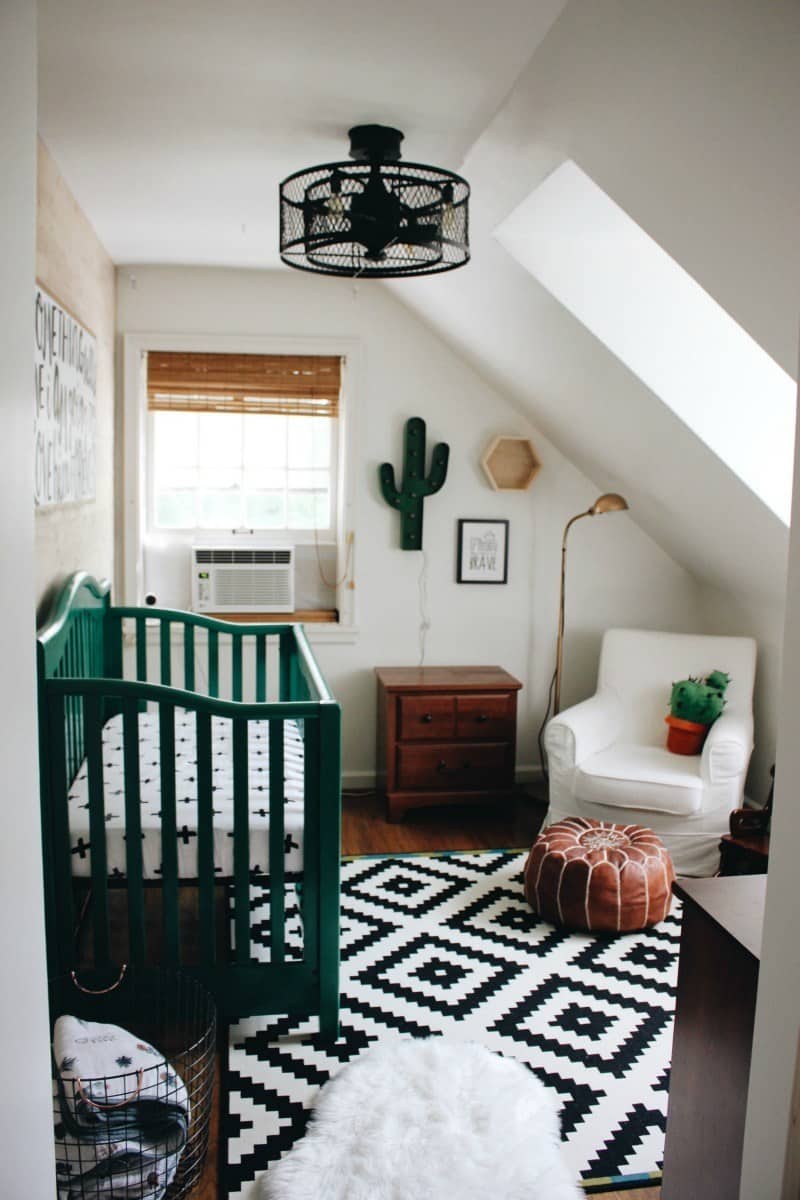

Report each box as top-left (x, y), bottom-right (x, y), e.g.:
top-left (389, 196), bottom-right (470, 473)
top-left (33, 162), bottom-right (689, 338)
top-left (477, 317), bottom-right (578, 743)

top-left (35, 138), bottom-right (116, 608)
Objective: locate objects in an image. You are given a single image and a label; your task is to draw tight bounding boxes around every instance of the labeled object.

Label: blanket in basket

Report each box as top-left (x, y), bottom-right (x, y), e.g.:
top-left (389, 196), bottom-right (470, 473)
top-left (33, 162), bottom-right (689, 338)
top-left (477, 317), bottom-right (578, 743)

top-left (54, 1016), bottom-right (189, 1199)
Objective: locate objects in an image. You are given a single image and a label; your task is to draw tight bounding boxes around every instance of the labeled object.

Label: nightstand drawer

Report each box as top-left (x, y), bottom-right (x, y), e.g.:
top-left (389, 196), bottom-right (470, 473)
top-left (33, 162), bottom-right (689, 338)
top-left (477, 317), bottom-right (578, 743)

top-left (396, 742), bottom-right (510, 791)
top-left (456, 692), bottom-right (515, 739)
top-left (398, 694), bottom-right (456, 740)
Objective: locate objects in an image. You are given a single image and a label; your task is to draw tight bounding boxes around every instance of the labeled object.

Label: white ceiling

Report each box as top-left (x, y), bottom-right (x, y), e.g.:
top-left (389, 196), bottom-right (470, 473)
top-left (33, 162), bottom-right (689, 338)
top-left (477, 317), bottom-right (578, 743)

top-left (37, 0), bottom-right (566, 267)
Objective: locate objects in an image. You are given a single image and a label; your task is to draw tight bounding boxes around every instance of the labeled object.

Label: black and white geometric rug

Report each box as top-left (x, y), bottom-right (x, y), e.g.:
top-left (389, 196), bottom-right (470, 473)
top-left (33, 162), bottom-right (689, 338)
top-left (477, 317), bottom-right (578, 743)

top-left (222, 850), bottom-right (680, 1197)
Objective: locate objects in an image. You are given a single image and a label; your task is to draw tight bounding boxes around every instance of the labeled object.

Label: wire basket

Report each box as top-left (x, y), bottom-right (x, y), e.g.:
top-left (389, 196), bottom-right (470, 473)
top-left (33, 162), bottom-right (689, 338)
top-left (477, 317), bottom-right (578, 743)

top-left (50, 966), bottom-right (216, 1199)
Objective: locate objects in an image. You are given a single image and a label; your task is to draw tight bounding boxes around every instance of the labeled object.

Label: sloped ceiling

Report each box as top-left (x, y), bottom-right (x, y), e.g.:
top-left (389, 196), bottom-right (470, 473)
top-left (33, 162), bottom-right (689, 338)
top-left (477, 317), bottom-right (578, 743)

top-left (38, 0), bottom-right (799, 610)
top-left (390, 0), bottom-right (800, 609)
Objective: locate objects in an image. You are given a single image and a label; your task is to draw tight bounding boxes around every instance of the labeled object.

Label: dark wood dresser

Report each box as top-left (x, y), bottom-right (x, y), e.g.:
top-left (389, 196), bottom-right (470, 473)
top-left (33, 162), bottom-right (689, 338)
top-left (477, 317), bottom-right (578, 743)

top-left (662, 875), bottom-right (765, 1199)
top-left (375, 666), bottom-right (522, 821)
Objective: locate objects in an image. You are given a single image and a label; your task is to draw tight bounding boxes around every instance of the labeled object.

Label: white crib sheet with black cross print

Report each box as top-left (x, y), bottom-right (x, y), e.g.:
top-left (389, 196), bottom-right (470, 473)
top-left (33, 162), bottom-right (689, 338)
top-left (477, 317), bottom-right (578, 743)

top-left (66, 708), bottom-right (306, 880)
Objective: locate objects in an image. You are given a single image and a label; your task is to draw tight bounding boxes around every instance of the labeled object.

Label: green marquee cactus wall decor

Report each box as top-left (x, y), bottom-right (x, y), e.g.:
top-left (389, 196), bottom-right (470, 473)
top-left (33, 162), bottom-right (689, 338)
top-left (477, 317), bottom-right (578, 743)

top-left (379, 417), bottom-right (449, 549)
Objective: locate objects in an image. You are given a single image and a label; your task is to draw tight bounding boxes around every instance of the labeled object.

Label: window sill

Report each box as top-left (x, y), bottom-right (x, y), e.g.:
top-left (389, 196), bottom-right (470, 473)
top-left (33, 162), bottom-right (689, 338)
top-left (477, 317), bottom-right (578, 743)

top-left (130, 618), bottom-right (359, 646)
top-left (200, 610), bottom-right (359, 641)
top-left (303, 624), bottom-right (359, 645)
top-left (206, 609), bottom-right (338, 624)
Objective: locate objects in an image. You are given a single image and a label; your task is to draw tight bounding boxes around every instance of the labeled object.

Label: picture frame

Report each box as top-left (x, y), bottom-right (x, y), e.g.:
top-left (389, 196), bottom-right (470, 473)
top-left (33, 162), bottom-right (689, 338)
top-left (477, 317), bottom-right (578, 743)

top-left (456, 518), bottom-right (509, 584)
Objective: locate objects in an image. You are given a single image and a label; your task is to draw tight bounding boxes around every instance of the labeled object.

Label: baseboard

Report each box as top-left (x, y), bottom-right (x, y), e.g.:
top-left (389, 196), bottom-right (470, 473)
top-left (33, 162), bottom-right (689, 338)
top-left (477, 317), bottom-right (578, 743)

top-left (516, 764), bottom-right (545, 785)
top-left (342, 765), bottom-right (544, 792)
top-left (342, 769), bottom-right (378, 791)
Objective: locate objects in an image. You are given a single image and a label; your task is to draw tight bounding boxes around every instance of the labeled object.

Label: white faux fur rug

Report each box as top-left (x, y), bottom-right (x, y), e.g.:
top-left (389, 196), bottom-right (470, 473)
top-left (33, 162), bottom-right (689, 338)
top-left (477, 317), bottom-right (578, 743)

top-left (259, 1038), bottom-right (583, 1200)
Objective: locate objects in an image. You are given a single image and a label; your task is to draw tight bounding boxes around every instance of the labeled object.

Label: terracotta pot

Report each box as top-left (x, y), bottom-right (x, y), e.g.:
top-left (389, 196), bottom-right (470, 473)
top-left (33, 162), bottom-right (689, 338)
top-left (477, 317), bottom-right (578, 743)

top-left (665, 714), bottom-right (708, 755)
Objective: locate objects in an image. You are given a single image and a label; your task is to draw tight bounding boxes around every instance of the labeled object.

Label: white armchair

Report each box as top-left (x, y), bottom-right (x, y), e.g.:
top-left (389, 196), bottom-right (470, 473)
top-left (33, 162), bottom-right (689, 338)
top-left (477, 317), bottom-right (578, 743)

top-left (544, 629), bottom-right (757, 876)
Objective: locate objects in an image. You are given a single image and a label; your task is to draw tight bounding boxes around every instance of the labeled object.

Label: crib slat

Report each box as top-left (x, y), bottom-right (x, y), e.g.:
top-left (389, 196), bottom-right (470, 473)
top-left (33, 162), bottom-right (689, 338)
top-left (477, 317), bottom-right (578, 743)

top-left (208, 630), bottom-right (219, 698)
top-left (65, 639), bottom-right (75, 777)
top-left (255, 635), bottom-right (266, 702)
top-left (268, 719), bottom-right (285, 964)
top-left (84, 694), bottom-right (110, 966)
top-left (159, 703), bottom-right (180, 963)
top-left (106, 612), bottom-right (124, 682)
top-left (48, 693), bottom-right (74, 969)
top-left (81, 610), bottom-right (89, 676)
top-left (196, 711), bottom-right (215, 965)
top-left (160, 620), bottom-right (171, 686)
top-left (232, 633), bottom-right (243, 702)
top-left (279, 630), bottom-right (292, 700)
top-left (184, 623), bottom-right (195, 692)
top-left (136, 617), bottom-right (147, 681)
top-left (302, 717), bottom-right (321, 972)
top-left (122, 700), bottom-right (146, 964)
top-left (233, 719), bottom-right (250, 964)
top-left (318, 704), bottom-right (342, 1038)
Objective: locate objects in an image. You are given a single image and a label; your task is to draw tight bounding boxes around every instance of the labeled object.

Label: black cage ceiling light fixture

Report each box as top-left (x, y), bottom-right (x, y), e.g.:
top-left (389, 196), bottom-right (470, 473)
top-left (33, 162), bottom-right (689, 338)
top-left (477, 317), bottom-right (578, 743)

top-left (279, 124), bottom-right (470, 279)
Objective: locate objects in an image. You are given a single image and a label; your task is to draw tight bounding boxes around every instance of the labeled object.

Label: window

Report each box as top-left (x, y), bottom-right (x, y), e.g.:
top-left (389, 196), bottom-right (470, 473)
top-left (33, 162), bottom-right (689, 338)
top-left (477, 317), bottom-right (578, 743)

top-left (147, 352), bottom-right (341, 536)
top-left (123, 337), bottom-right (357, 633)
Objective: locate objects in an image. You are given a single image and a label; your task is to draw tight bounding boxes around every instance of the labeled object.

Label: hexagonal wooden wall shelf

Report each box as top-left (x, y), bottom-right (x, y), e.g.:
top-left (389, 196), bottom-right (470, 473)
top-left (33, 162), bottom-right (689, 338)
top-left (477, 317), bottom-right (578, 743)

top-left (481, 436), bottom-right (542, 491)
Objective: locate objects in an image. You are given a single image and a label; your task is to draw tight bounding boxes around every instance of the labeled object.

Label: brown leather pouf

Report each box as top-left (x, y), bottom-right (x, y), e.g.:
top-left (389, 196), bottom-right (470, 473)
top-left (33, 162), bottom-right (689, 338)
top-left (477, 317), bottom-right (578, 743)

top-left (524, 817), bottom-right (675, 933)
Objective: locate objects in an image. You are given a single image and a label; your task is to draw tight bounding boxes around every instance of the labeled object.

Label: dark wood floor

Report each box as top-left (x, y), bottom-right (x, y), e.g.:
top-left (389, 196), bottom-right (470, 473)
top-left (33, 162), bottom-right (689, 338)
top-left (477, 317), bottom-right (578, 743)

top-left (199, 789), bottom-right (659, 1199)
top-left (342, 786), bottom-right (547, 855)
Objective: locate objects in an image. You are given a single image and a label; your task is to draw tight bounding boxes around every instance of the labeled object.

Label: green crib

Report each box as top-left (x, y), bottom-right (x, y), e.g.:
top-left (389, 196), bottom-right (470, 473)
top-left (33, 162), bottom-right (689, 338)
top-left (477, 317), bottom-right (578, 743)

top-left (37, 572), bottom-right (341, 1037)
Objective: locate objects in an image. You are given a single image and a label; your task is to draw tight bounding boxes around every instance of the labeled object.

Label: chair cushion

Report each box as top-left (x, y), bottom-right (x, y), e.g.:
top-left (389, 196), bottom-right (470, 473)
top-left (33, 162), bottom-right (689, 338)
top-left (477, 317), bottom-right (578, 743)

top-left (575, 744), bottom-right (703, 816)
top-left (524, 817), bottom-right (675, 932)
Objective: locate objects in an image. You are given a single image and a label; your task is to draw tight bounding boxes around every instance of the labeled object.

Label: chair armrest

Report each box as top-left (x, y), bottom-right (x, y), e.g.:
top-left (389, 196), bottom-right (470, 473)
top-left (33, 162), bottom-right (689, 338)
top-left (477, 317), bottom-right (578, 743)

top-left (701, 712), bottom-right (753, 784)
top-left (545, 691), bottom-right (624, 770)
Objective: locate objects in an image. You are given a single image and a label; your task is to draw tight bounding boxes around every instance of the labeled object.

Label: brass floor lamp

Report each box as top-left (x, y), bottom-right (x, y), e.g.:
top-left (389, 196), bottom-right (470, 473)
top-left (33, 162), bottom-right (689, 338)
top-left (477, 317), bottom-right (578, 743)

top-left (553, 493), bottom-right (629, 714)
top-left (537, 492), bottom-right (629, 780)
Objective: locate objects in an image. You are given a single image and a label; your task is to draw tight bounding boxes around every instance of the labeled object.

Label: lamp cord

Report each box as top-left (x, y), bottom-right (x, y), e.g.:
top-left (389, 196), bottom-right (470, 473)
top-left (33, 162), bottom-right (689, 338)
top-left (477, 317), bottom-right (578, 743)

top-left (418, 550), bottom-right (431, 667)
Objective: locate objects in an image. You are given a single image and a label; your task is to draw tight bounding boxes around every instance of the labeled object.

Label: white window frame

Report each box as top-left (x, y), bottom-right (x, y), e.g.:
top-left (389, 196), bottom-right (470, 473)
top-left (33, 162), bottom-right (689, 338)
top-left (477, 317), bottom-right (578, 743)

top-left (121, 332), bottom-right (360, 638)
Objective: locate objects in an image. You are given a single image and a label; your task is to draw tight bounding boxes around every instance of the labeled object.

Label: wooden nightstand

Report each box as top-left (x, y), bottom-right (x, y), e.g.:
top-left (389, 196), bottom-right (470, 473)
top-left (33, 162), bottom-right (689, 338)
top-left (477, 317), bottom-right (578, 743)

top-left (375, 666), bottom-right (522, 821)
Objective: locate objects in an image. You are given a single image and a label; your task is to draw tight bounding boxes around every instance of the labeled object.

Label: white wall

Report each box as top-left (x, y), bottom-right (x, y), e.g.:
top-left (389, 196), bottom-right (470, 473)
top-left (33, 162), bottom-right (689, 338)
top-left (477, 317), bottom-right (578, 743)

top-left (116, 265), bottom-right (700, 783)
top-left (0, 2), bottom-right (56, 1192)
top-left (390, 0), bottom-right (799, 793)
top-left (741, 370), bottom-right (800, 1197)
top-left (696, 585), bottom-right (784, 804)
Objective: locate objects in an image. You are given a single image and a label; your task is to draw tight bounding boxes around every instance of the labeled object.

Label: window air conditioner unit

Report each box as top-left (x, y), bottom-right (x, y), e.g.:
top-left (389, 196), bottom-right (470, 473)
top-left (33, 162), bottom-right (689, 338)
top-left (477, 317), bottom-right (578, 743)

top-left (191, 546), bottom-right (295, 613)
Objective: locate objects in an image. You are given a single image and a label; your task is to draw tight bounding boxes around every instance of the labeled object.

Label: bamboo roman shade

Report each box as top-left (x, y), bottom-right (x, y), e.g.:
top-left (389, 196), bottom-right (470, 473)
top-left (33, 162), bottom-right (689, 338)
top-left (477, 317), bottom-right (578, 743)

top-left (147, 352), bottom-right (341, 418)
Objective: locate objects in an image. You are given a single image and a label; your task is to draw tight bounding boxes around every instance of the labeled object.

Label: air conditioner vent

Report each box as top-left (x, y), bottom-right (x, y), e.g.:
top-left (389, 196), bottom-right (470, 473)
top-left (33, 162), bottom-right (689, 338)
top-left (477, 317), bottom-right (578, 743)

top-left (193, 548), bottom-right (292, 566)
top-left (191, 545), bottom-right (295, 612)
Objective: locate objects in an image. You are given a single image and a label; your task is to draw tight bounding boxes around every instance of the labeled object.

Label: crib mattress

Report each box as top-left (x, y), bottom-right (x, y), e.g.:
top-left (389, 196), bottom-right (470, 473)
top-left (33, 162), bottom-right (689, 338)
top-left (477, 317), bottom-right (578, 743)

top-left (67, 708), bottom-right (306, 880)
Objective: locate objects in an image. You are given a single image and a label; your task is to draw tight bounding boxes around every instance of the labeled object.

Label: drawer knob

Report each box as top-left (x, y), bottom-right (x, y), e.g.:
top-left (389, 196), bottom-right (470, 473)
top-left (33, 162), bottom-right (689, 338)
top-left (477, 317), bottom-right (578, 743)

top-left (477, 714), bottom-right (489, 723)
top-left (422, 713), bottom-right (433, 724)
top-left (437, 759), bottom-right (448, 772)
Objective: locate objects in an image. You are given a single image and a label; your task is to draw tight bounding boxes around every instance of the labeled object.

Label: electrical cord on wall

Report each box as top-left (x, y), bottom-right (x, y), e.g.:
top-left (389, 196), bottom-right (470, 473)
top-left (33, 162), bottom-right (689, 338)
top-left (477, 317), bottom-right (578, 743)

top-left (314, 527), bottom-right (354, 590)
top-left (418, 550), bottom-right (431, 667)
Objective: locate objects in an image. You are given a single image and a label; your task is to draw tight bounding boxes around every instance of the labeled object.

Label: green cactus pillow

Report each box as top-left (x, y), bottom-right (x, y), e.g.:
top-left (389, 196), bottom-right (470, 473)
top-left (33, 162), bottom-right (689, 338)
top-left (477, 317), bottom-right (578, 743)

top-left (669, 671), bottom-right (730, 726)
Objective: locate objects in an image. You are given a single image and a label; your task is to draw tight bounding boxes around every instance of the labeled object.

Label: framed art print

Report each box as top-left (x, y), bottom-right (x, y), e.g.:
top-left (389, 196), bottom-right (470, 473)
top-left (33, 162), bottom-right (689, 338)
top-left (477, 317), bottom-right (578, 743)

top-left (457, 519), bottom-right (509, 584)
top-left (34, 283), bottom-right (97, 507)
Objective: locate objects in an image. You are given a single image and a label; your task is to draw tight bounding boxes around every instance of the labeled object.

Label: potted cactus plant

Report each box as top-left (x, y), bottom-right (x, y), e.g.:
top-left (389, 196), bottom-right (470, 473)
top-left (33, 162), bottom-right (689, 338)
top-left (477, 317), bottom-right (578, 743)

top-left (665, 670), bottom-right (730, 755)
